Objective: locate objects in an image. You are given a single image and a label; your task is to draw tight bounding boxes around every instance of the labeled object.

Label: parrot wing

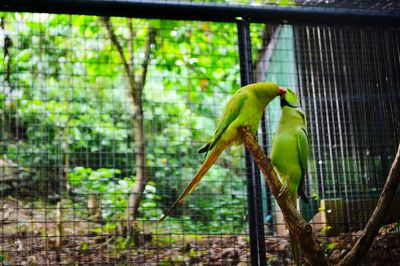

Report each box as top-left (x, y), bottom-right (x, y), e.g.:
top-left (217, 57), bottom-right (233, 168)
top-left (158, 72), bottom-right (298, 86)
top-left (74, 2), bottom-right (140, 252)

top-left (160, 91), bottom-right (248, 222)
top-left (297, 127), bottom-right (309, 204)
top-left (199, 92), bottom-right (248, 154)
top-left (271, 131), bottom-right (276, 145)
top-left (289, 127), bottom-right (309, 265)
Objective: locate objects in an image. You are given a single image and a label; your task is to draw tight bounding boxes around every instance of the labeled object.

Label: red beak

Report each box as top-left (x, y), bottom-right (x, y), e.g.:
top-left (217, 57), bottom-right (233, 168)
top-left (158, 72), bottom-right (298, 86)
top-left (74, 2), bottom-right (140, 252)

top-left (278, 87), bottom-right (287, 95)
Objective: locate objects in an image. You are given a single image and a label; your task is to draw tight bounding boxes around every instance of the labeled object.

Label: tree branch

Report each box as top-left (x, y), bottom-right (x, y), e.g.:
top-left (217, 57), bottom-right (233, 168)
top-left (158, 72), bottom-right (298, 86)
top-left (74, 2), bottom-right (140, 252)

top-left (1, 16), bottom-right (13, 87)
top-left (102, 17), bottom-right (156, 224)
top-left (127, 18), bottom-right (136, 69)
top-left (102, 17), bottom-right (137, 100)
top-left (339, 144), bottom-right (400, 266)
top-left (138, 26), bottom-right (156, 91)
top-left (238, 126), bottom-right (328, 266)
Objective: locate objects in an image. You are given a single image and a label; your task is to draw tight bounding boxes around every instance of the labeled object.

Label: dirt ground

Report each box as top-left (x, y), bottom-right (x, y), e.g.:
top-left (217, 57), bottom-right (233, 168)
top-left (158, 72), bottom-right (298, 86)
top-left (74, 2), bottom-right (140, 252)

top-left (1, 197), bottom-right (399, 265)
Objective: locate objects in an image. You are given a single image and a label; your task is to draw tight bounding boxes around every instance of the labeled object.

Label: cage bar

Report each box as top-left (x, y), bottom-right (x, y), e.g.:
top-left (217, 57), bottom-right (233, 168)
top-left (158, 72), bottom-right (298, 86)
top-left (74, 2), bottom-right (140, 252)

top-left (0, 0), bottom-right (399, 25)
top-left (237, 19), bottom-right (266, 266)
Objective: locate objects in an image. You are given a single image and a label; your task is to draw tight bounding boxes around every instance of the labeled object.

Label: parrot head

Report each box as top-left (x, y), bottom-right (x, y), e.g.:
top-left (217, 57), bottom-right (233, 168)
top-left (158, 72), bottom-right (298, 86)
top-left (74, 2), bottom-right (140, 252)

top-left (253, 82), bottom-right (286, 105)
top-left (280, 88), bottom-right (301, 108)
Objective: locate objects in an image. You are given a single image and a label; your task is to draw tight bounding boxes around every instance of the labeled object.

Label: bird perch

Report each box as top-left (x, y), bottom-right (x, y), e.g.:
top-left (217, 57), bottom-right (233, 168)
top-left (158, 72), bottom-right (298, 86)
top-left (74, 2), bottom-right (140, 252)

top-left (339, 144), bottom-right (400, 266)
top-left (239, 126), bottom-right (400, 266)
top-left (238, 126), bottom-right (327, 265)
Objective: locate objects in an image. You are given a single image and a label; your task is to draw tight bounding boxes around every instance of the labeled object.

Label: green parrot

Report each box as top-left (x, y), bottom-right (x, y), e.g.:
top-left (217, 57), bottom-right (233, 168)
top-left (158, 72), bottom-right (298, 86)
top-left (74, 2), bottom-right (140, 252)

top-left (158, 82), bottom-right (286, 222)
top-left (270, 88), bottom-right (309, 265)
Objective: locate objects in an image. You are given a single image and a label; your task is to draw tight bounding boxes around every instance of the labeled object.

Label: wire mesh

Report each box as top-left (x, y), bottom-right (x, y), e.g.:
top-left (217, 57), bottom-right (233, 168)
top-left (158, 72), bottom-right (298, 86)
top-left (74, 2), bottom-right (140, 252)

top-left (1, 3), bottom-right (400, 266)
top-left (0, 14), bottom-right (251, 264)
top-left (293, 25), bottom-right (400, 264)
top-left (253, 23), bottom-right (400, 264)
top-left (98, 0), bottom-right (400, 12)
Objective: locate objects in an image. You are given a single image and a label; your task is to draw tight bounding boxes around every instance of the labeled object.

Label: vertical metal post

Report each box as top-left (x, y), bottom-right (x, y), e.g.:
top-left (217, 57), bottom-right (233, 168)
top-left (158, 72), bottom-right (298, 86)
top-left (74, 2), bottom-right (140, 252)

top-left (236, 19), bottom-right (267, 266)
top-left (260, 114), bottom-right (273, 232)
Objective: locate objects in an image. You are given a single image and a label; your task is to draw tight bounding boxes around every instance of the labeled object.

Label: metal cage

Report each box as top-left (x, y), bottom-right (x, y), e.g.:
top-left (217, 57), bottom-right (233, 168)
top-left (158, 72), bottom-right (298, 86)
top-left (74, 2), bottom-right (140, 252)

top-left (1, 1), bottom-right (399, 265)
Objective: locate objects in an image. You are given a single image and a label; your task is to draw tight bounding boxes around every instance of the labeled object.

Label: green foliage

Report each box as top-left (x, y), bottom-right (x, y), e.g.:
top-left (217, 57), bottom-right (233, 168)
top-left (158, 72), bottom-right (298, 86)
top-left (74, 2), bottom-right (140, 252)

top-left (311, 192), bottom-right (320, 201)
top-left (324, 242), bottom-right (337, 252)
top-left (321, 225), bottom-right (332, 235)
top-left (68, 167), bottom-right (163, 221)
top-left (1, 13), bottom-right (247, 234)
top-left (80, 241), bottom-right (89, 253)
top-left (0, 252), bottom-right (5, 262)
top-left (69, 167), bottom-right (122, 193)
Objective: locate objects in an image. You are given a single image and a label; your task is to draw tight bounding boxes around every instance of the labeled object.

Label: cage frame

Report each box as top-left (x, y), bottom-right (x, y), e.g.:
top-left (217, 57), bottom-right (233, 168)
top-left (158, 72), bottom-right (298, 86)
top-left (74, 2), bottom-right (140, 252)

top-left (1, 0), bottom-right (400, 25)
top-left (1, 1), bottom-right (399, 265)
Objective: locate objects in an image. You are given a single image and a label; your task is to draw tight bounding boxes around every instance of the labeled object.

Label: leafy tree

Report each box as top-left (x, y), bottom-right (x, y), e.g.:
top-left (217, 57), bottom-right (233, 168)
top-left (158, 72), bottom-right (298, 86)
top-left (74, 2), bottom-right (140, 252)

top-left (0, 13), bottom-right (249, 234)
top-left (101, 17), bottom-right (156, 226)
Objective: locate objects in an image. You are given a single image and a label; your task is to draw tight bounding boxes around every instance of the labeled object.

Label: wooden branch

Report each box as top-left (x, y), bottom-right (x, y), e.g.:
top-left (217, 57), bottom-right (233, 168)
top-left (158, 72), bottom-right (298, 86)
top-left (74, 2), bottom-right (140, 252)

top-left (101, 17), bottom-right (137, 100)
top-left (238, 127), bottom-right (328, 266)
top-left (339, 144), bottom-right (400, 266)
top-left (138, 26), bottom-right (156, 90)
top-left (1, 17), bottom-right (13, 87)
top-left (102, 17), bottom-right (156, 223)
top-left (125, 27), bottom-right (156, 222)
top-left (127, 18), bottom-right (136, 69)
top-left (55, 200), bottom-right (63, 261)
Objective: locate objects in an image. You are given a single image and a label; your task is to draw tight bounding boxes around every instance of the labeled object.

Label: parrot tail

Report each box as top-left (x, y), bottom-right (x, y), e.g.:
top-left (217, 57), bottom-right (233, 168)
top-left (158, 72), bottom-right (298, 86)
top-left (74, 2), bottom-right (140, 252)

top-left (158, 144), bottom-right (225, 223)
top-left (298, 187), bottom-right (309, 204)
top-left (285, 220), bottom-right (300, 266)
top-left (286, 194), bottom-right (300, 265)
top-left (290, 232), bottom-right (300, 266)
top-left (298, 175), bottom-right (309, 204)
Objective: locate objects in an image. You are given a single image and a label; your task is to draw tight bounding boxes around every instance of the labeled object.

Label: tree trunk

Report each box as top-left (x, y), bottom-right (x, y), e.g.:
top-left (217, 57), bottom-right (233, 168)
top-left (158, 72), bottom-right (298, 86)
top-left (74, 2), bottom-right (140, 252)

top-left (101, 17), bottom-right (155, 225)
top-left (126, 99), bottom-right (147, 222)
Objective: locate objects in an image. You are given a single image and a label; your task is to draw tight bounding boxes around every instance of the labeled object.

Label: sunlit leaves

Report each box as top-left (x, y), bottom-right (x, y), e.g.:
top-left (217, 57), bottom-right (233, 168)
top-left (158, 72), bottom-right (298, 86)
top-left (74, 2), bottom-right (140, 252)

top-left (1, 13), bottom-right (247, 233)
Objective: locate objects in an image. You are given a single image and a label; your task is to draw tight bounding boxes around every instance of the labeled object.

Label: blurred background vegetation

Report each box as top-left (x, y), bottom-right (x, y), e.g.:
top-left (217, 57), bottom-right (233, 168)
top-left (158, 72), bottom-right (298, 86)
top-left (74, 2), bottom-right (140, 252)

top-left (0, 13), bottom-right (273, 234)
